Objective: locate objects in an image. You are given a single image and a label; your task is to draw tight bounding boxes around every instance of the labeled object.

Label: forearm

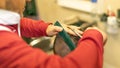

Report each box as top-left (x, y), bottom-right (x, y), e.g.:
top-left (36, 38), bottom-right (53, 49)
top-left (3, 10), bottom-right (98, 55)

top-left (20, 18), bottom-right (49, 37)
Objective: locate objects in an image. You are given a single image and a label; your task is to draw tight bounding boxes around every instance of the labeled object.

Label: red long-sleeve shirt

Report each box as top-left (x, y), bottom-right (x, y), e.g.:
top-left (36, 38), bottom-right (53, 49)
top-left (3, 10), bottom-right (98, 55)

top-left (0, 18), bottom-right (104, 68)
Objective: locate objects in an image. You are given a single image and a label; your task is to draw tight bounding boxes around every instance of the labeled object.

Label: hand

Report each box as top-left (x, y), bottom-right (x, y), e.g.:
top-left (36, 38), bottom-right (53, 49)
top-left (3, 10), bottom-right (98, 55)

top-left (61, 24), bottom-right (83, 36)
top-left (46, 24), bottom-right (83, 37)
top-left (86, 27), bottom-right (107, 44)
top-left (46, 25), bottom-right (63, 36)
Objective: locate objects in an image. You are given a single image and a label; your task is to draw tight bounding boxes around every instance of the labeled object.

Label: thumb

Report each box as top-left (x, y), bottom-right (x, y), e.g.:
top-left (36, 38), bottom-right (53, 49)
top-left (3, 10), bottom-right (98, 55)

top-left (53, 26), bottom-right (63, 32)
top-left (46, 25), bottom-right (63, 36)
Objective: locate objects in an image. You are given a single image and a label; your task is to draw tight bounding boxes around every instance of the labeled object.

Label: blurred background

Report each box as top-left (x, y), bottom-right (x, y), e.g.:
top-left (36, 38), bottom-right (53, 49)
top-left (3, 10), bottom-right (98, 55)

top-left (24, 0), bottom-right (120, 68)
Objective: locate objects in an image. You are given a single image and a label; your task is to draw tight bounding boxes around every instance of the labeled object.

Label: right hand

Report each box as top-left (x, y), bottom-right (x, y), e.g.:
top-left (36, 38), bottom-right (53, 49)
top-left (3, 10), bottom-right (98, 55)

top-left (46, 24), bottom-right (63, 36)
top-left (85, 27), bottom-right (107, 45)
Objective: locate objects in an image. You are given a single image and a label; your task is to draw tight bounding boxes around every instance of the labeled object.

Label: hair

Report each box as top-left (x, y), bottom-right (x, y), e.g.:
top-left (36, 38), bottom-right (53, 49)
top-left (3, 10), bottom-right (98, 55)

top-left (6, 0), bottom-right (20, 12)
top-left (0, 0), bottom-right (6, 9)
top-left (0, 0), bottom-right (26, 17)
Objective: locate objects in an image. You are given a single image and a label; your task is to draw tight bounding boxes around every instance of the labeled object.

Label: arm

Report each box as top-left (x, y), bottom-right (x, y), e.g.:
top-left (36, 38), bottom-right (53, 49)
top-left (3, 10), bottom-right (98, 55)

top-left (20, 18), bottom-right (49, 37)
top-left (20, 18), bottom-right (82, 38)
top-left (65, 29), bottom-right (104, 68)
top-left (0, 29), bottom-right (104, 68)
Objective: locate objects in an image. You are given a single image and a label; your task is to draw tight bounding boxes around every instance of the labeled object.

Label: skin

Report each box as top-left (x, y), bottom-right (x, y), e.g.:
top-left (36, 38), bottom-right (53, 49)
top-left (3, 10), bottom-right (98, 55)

top-left (86, 27), bottom-right (107, 44)
top-left (0, 0), bottom-right (106, 42)
top-left (0, 0), bottom-right (63, 36)
top-left (2, 0), bottom-right (82, 36)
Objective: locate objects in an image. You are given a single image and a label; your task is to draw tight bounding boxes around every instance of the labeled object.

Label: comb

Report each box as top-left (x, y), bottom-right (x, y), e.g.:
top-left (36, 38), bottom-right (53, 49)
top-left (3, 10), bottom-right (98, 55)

top-left (54, 21), bottom-right (76, 50)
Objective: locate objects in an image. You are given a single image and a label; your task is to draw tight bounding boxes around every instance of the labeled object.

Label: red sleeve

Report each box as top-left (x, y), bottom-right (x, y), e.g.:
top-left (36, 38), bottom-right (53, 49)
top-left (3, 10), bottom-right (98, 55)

top-left (20, 18), bottom-right (49, 37)
top-left (0, 29), bottom-right (104, 68)
top-left (65, 29), bottom-right (104, 68)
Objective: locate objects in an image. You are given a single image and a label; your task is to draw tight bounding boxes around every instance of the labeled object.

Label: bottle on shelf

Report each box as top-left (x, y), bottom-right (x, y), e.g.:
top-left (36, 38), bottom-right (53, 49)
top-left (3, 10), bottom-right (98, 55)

top-left (107, 9), bottom-right (119, 34)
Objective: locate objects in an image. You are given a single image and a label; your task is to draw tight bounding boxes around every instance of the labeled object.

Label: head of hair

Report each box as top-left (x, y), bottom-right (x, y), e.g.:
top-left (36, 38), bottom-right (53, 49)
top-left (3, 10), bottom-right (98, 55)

top-left (0, 0), bottom-right (26, 17)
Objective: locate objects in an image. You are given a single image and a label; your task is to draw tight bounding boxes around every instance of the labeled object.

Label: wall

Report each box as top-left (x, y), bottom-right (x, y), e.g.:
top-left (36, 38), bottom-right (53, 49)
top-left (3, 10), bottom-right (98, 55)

top-left (104, 0), bottom-right (120, 15)
top-left (35, 0), bottom-right (120, 22)
top-left (35, 0), bottom-right (90, 23)
top-left (35, 0), bottom-right (120, 68)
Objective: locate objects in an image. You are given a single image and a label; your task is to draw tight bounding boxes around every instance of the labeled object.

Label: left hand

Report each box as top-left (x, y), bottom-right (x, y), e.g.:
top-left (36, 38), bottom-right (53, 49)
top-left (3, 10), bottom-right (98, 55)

top-left (62, 24), bottom-right (83, 36)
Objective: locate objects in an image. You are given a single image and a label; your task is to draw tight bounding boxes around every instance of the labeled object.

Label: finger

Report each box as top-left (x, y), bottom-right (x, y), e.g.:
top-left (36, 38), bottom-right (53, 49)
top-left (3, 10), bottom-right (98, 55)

top-left (74, 29), bottom-right (83, 35)
top-left (52, 31), bottom-right (59, 35)
top-left (67, 26), bottom-right (83, 36)
top-left (66, 28), bottom-right (78, 36)
top-left (68, 26), bottom-right (81, 29)
top-left (53, 26), bottom-right (63, 32)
